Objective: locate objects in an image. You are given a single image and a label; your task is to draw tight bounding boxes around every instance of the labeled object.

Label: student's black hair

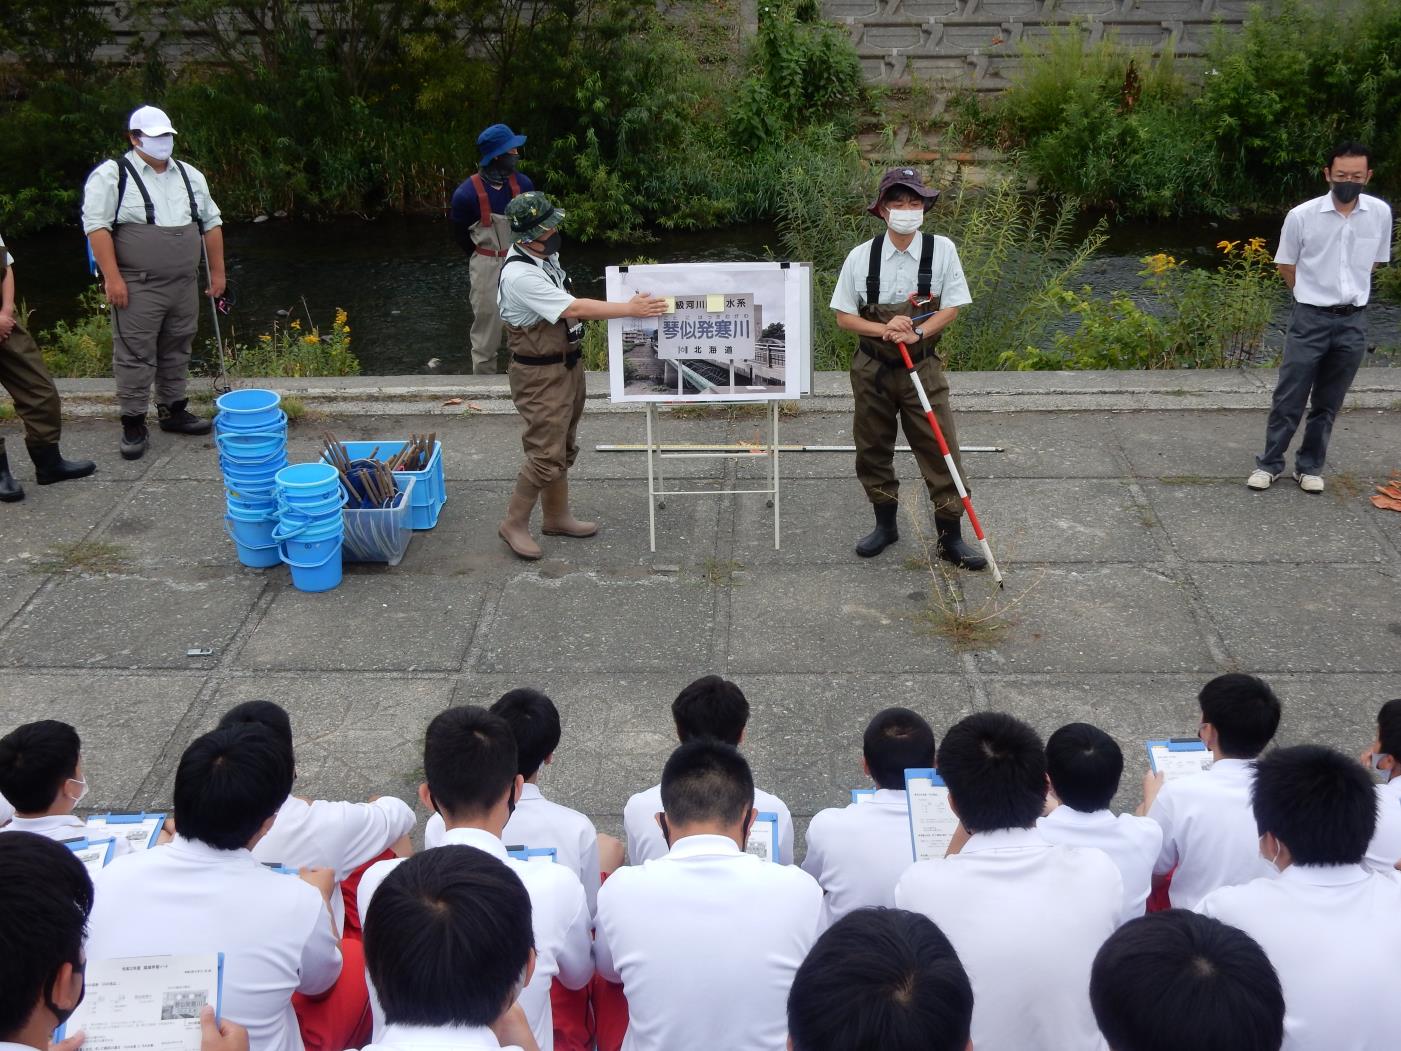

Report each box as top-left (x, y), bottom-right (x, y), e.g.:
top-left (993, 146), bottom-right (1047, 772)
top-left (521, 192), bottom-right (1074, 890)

top-left (671, 675), bottom-right (750, 746)
top-left (0, 720), bottom-right (82, 814)
top-left (863, 708), bottom-right (936, 790)
top-left (788, 908), bottom-right (972, 1051)
top-left (1326, 140), bottom-right (1371, 170)
top-left (365, 846), bottom-right (534, 1028)
top-left (173, 724), bottom-right (294, 850)
top-left (935, 712), bottom-right (1047, 833)
top-left (423, 706), bottom-right (518, 817)
top-left (1251, 744), bottom-right (1376, 866)
top-left (1198, 674), bottom-right (1281, 759)
top-left (490, 688), bottom-right (561, 779)
top-left (660, 740), bottom-right (754, 827)
top-left (216, 700), bottom-right (294, 754)
top-left (1046, 722), bottom-right (1123, 813)
top-left (1377, 699), bottom-right (1401, 759)
top-left (1091, 910), bottom-right (1284, 1051)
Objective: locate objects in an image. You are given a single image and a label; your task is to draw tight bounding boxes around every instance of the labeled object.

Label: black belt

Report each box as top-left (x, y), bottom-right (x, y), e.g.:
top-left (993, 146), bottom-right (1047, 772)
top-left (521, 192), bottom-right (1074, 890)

top-left (512, 349), bottom-right (582, 369)
top-left (858, 342), bottom-right (935, 369)
top-left (1304, 303), bottom-right (1365, 316)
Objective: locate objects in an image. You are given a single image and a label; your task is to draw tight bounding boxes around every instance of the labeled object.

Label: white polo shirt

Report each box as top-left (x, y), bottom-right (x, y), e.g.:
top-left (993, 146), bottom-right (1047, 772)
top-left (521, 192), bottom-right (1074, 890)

top-left (829, 233), bottom-right (972, 314)
top-left (81, 151), bottom-right (223, 234)
top-left (624, 783), bottom-right (794, 865)
top-left (0, 234), bottom-right (14, 270)
top-left (86, 835), bottom-right (342, 1051)
top-left (594, 833), bottom-right (823, 1051)
top-left (0, 792), bottom-right (12, 825)
top-left (425, 785), bottom-right (601, 916)
top-left (1275, 192), bottom-right (1392, 307)
top-left (1197, 863), bottom-right (1401, 1050)
top-left (358, 1024), bottom-right (521, 1051)
top-left (1363, 777), bottom-right (1401, 875)
top-left (1149, 757), bottom-right (1277, 908)
top-left (357, 826), bottom-right (592, 1051)
top-left (497, 246), bottom-right (574, 328)
top-left (0, 813), bottom-right (133, 856)
top-left (1037, 806), bottom-right (1163, 924)
top-left (895, 826), bottom-right (1121, 1051)
top-left (800, 788), bottom-right (913, 923)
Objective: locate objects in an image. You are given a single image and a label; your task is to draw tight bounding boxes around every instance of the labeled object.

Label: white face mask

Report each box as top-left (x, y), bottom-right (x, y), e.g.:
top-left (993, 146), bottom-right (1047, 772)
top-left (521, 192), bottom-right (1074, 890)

top-left (886, 208), bottom-right (924, 235)
top-left (138, 135), bottom-right (174, 162)
top-left (66, 776), bottom-right (89, 805)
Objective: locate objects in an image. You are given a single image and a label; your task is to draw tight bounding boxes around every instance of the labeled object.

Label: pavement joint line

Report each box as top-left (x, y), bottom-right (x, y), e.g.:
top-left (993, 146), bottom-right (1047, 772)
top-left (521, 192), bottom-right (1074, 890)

top-left (961, 652), bottom-right (991, 709)
top-left (461, 582), bottom-right (503, 675)
top-left (711, 448), bottom-right (738, 672)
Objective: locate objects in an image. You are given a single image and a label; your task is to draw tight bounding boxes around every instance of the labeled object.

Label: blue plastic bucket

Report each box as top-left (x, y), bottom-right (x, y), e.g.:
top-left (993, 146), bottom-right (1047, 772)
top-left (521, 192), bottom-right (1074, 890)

top-left (272, 514), bottom-right (343, 543)
top-left (224, 516), bottom-right (281, 569)
top-left (222, 460), bottom-right (286, 486)
top-left (226, 499), bottom-right (277, 522)
top-left (280, 537), bottom-right (343, 592)
top-left (215, 389), bottom-right (282, 429)
top-left (225, 486), bottom-right (277, 508)
top-left (216, 430), bottom-right (286, 462)
top-left (276, 488), bottom-right (347, 518)
top-left (216, 410), bottom-right (288, 437)
top-left (275, 462), bottom-right (340, 493)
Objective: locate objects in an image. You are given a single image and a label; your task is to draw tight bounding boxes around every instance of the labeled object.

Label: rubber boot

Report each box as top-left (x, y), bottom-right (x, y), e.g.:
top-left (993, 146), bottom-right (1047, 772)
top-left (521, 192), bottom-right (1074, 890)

top-left (0, 449), bottom-right (24, 502)
top-left (936, 515), bottom-right (987, 571)
top-left (498, 477), bottom-right (543, 560)
top-left (540, 475), bottom-right (598, 538)
top-left (855, 501), bottom-right (899, 558)
top-left (157, 398), bottom-right (213, 435)
top-left (29, 442), bottom-right (97, 486)
top-left (120, 413), bottom-right (149, 461)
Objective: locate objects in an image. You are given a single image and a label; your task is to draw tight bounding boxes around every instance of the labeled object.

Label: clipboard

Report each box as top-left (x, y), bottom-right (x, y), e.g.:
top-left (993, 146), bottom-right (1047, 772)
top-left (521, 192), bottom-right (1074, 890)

top-left (87, 811), bottom-right (166, 851)
top-left (66, 836), bottom-right (118, 877)
top-left (57, 952), bottom-right (226, 1047)
top-left (904, 768), bottom-right (959, 862)
top-left (851, 789), bottom-right (877, 805)
top-left (745, 811), bottom-right (780, 862)
top-left (1146, 738), bottom-right (1213, 781)
top-left (506, 845), bottom-right (558, 864)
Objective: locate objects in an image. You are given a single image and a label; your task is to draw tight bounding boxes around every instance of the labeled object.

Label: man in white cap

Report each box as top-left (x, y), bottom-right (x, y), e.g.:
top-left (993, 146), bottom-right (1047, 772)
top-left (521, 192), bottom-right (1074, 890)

top-left (82, 105), bottom-right (224, 460)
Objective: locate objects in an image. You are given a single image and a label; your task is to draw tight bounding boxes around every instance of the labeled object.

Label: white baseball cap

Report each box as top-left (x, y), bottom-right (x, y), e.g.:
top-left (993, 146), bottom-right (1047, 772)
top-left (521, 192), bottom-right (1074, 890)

top-left (128, 105), bottom-right (178, 136)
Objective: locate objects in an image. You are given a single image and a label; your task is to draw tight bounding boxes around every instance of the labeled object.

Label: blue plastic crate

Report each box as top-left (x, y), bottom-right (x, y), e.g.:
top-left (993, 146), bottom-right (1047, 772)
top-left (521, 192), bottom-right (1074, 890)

top-left (329, 441), bottom-right (445, 530)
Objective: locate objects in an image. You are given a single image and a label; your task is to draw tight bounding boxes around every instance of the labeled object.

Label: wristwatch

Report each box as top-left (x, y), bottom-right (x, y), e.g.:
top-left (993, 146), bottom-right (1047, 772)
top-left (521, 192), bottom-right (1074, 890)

top-left (913, 326), bottom-right (926, 340)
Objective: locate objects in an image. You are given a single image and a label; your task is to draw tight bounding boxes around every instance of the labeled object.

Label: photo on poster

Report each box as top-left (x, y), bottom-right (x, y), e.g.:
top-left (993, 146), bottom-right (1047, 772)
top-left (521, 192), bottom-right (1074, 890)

top-left (605, 262), bottom-right (808, 403)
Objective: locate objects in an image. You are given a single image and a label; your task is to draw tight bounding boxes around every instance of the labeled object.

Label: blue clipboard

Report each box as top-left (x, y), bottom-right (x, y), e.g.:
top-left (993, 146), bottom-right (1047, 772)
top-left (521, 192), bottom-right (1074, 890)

top-left (851, 789), bottom-right (877, 804)
top-left (89, 811), bottom-right (166, 850)
top-left (1145, 738), bottom-right (1210, 772)
top-left (904, 768), bottom-right (947, 863)
top-left (746, 811), bottom-right (780, 862)
top-left (65, 836), bottom-right (117, 868)
top-left (506, 845), bottom-right (558, 863)
top-left (55, 952), bottom-right (226, 1041)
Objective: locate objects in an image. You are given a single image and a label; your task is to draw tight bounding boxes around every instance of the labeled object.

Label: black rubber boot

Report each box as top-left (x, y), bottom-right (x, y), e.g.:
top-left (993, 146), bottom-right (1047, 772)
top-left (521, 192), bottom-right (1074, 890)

top-left (936, 515), bottom-right (987, 570)
top-left (120, 413), bottom-right (149, 460)
top-left (855, 501), bottom-right (900, 558)
top-left (157, 398), bottom-right (212, 435)
top-left (28, 442), bottom-right (97, 485)
top-left (0, 449), bottom-right (25, 502)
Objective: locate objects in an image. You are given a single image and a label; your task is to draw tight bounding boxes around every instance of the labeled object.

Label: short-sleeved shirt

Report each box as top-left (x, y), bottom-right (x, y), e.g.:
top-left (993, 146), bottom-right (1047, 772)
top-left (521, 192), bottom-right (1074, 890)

top-left (0, 231), bottom-right (13, 269)
top-left (450, 171), bottom-right (536, 232)
top-left (81, 150), bottom-right (222, 234)
top-left (497, 246), bottom-right (575, 327)
top-left (1275, 192), bottom-right (1391, 307)
top-left (829, 233), bottom-right (972, 314)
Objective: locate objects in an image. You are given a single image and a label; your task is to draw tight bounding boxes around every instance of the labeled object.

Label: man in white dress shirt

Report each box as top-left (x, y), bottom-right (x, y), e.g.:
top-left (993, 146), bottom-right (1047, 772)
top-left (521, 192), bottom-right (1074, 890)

top-left (895, 712), bottom-right (1122, 1051)
top-left (1249, 141), bottom-right (1392, 493)
top-left (1197, 745), bottom-right (1401, 1050)
top-left (0, 720), bottom-right (129, 856)
top-left (595, 740), bottom-right (823, 1051)
top-left (1144, 674), bottom-right (1282, 908)
top-left (1090, 910), bottom-right (1285, 1051)
top-left (623, 676), bottom-right (794, 865)
top-left (356, 707), bottom-right (591, 1051)
top-left (801, 708), bottom-right (934, 923)
top-left (1039, 722), bottom-right (1162, 924)
top-left (86, 725), bottom-right (344, 1051)
top-left (1359, 697), bottom-right (1401, 873)
top-left (359, 846), bottom-right (540, 1051)
top-left (787, 908), bottom-right (972, 1051)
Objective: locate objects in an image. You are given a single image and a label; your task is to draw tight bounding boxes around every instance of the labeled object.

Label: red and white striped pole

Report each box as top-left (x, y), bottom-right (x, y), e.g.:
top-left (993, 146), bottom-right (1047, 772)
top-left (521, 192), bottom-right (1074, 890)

top-left (896, 340), bottom-right (1004, 587)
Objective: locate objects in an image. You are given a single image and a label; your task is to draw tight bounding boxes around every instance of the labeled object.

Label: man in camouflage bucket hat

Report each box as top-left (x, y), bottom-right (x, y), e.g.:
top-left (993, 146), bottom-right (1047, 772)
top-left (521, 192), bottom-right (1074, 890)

top-left (495, 191), bottom-right (668, 560)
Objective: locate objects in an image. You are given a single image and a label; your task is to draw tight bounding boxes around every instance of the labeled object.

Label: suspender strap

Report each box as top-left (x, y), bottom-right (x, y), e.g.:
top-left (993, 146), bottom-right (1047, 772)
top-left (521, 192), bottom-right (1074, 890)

top-left (917, 232), bottom-right (933, 298)
top-left (507, 173), bottom-right (522, 199)
top-left (499, 251), bottom-right (573, 293)
top-left (115, 158), bottom-right (155, 225)
top-left (471, 173), bottom-right (492, 225)
top-left (173, 160), bottom-right (203, 234)
top-left (864, 234), bottom-right (883, 308)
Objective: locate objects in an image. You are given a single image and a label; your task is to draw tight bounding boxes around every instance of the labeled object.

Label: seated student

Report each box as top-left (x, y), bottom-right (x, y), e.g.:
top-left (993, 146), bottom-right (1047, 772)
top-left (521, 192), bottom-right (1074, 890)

top-left (0, 791), bottom-right (11, 826)
top-left (1196, 745), bottom-right (1401, 1049)
top-left (1360, 697), bottom-right (1401, 873)
top-left (217, 700), bottom-right (415, 932)
top-left (357, 706), bottom-right (591, 1051)
top-left (1091, 910), bottom-right (1285, 1051)
top-left (1038, 722), bottom-right (1163, 924)
top-left (788, 907), bottom-right (972, 1051)
top-left (801, 708), bottom-right (934, 923)
top-left (360, 846), bottom-right (540, 1051)
top-left (0, 720), bottom-right (130, 855)
top-left (86, 725), bottom-right (345, 1051)
top-left (623, 676), bottom-right (794, 865)
top-left (595, 740), bottom-right (823, 1051)
top-left (1144, 673), bottom-right (1282, 908)
top-left (895, 712), bottom-right (1122, 1051)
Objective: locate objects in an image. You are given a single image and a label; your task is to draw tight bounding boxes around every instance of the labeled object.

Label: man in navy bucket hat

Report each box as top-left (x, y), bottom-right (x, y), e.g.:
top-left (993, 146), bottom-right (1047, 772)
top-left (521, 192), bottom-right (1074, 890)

top-left (450, 123), bottom-right (535, 374)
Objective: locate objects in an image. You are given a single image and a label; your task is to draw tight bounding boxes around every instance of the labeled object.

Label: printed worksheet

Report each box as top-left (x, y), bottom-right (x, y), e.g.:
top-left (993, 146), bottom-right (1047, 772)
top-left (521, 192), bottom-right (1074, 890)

top-left (61, 954), bottom-right (222, 1051)
top-left (905, 770), bottom-right (959, 861)
top-left (745, 813), bottom-right (779, 862)
top-left (1147, 740), bottom-right (1214, 781)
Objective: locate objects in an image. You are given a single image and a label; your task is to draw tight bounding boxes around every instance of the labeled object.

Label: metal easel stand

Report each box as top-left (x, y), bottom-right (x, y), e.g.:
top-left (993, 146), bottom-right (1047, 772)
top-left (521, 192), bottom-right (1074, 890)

top-left (644, 401), bottom-right (781, 553)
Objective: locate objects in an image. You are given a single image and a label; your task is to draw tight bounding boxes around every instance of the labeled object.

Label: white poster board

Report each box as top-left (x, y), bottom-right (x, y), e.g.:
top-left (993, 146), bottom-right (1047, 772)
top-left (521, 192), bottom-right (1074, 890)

top-left (606, 262), bottom-right (810, 403)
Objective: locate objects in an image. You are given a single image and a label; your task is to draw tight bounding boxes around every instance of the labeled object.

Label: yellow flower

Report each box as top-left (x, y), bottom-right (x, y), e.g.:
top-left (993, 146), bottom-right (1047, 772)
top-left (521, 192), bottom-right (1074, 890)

top-left (290, 319), bottom-right (302, 331)
top-left (1142, 252), bottom-right (1180, 275)
top-left (1217, 240), bottom-right (1240, 254)
top-left (1247, 236), bottom-right (1266, 251)
top-left (341, 325), bottom-right (350, 334)
top-left (258, 334), bottom-right (272, 343)
top-left (334, 308), bottom-right (348, 326)
top-left (302, 333), bottom-right (321, 344)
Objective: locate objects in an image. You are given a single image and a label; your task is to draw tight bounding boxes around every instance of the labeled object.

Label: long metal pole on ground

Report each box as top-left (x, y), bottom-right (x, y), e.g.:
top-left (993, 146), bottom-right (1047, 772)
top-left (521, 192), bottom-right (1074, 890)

top-left (595, 444), bottom-right (1003, 453)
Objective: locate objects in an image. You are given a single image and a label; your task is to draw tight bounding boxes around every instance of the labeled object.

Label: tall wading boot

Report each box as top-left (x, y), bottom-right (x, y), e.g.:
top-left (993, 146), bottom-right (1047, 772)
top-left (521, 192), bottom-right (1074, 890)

top-left (936, 515), bottom-right (988, 571)
top-left (0, 449), bottom-right (24, 503)
top-left (157, 398), bottom-right (213, 435)
top-left (498, 478), bottom-right (544, 560)
top-left (540, 475), bottom-right (598, 538)
top-left (28, 442), bottom-right (97, 486)
top-left (119, 413), bottom-right (149, 461)
top-left (855, 501), bottom-right (899, 558)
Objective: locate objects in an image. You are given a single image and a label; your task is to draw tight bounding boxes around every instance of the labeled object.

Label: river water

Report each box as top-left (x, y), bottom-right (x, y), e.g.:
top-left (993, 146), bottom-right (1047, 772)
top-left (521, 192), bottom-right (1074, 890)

top-left (14, 214), bottom-right (1398, 373)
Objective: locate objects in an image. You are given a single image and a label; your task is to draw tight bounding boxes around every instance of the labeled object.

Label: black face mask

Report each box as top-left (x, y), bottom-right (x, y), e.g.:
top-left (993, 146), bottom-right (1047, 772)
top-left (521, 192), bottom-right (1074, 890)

top-left (541, 231), bottom-right (562, 256)
top-left (483, 154), bottom-right (518, 181)
top-left (46, 962), bottom-right (86, 1028)
top-left (1331, 180), bottom-right (1364, 204)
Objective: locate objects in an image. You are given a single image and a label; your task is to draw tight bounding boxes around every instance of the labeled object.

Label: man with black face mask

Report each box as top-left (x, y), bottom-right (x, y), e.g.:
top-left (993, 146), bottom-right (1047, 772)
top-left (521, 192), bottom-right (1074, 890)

top-left (450, 124), bottom-right (536, 375)
top-left (1248, 141), bottom-right (1392, 495)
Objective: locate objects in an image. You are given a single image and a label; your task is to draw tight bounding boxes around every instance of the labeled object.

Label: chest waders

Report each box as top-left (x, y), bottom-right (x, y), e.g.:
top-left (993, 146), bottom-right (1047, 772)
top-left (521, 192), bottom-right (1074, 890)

top-left (467, 172), bottom-right (523, 374)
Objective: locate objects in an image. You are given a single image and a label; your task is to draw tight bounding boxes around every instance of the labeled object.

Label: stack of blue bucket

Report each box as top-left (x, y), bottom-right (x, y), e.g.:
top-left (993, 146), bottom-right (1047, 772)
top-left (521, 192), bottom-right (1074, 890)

top-left (217, 389), bottom-right (289, 569)
top-left (273, 462), bottom-right (346, 592)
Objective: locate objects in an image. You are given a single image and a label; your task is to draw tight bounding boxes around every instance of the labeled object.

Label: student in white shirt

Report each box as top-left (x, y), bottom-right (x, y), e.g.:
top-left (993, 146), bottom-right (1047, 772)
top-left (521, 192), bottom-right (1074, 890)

top-left (1090, 910), bottom-right (1285, 1051)
top-left (356, 707), bottom-right (591, 1051)
top-left (595, 740), bottom-right (823, 1051)
top-left (895, 712), bottom-right (1122, 1051)
top-left (0, 793), bottom-right (11, 826)
top-left (1359, 697), bottom-right (1401, 873)
top-left (788, 907), bottom-right (972, 1051)
top-left (1144, 674), bottom-right (1282, 908)
top-left (1039, 722), bottom-right (1162, 924)
top-left (86, 725), bottom-right (345, 1051)
top-left (359, 846), bottom-right (541, 1051)
top-left (801, 707), bottom-right (933, 923)
top-left (623, 676), bottom-right (794, 865)
top-left (0, 720), bottom-right (130, 856)
top-left (1197, 745), bottom-right (1401, 1050)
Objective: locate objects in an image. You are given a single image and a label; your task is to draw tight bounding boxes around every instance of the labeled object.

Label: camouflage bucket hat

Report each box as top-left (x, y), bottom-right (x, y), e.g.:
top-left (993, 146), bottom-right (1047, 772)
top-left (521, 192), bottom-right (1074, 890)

top-left (505, 191), bottom-right (567, 244)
